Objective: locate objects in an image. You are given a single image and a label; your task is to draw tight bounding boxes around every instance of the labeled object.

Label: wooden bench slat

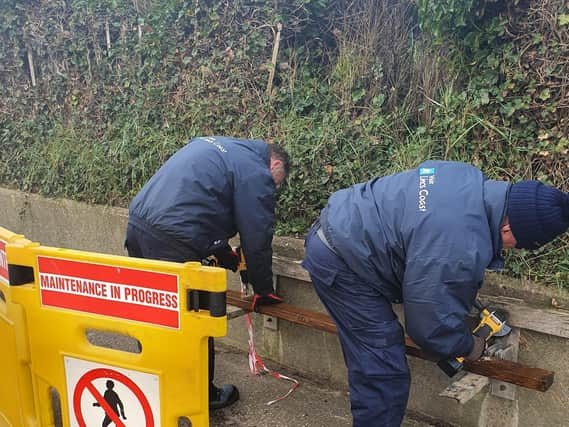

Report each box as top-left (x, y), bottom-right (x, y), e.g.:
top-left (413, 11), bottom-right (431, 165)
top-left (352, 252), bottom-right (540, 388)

top-left (226, 290), bottom-right (554, 392)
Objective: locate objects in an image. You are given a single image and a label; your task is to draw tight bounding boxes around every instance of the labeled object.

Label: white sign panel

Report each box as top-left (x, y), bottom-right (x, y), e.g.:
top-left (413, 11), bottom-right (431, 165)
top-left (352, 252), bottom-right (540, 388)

top-left (65, 357), bottom-right (160, 427)
top-left (0, 239), bottom-right (8, 283)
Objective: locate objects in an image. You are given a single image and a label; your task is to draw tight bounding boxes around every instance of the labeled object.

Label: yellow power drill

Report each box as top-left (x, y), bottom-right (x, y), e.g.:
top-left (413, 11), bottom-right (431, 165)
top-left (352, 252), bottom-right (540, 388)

top-left (204, 246), bottom-right (248, 282)
top-left (437, 299), bottom-right (511, 377)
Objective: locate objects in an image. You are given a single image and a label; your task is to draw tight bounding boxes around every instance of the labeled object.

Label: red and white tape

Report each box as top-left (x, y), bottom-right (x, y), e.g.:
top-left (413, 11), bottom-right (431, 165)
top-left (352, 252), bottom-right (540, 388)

top-left (241, 279), bottom-right (299, 405)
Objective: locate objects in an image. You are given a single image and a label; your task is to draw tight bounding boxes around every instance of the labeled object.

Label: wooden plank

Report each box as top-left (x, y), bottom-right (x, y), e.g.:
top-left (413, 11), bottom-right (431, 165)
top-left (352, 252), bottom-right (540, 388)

top-left (227, 290), bottom-right (555, 392)
top-left (227, 290), bottom-right (337, 334)
top-left (480, 295), bottom-right (569, 339)
top-left (464, 358), bottom-right (553, 392)
top-left (439, 373), bottom-right (490, 404)
top-left (272, 255), bottom-right (310, 282)
top-left (270, 254), bottom-right (569, 339)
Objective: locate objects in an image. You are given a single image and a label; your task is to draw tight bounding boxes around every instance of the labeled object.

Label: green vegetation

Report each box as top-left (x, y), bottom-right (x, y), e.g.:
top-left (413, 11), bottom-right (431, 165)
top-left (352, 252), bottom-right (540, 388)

top-left (0, 0), bottom-right (567, 286)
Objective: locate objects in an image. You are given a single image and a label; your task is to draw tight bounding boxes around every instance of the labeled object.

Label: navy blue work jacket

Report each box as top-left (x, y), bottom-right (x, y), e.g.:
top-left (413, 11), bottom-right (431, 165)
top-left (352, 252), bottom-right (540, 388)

top-left (129, 136), bottom-right (276, 295)
top-left (319, 161), bottom-right (510, 359)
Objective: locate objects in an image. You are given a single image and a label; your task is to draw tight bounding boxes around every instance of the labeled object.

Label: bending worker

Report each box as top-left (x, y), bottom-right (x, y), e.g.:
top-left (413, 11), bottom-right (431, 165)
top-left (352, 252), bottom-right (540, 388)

top-left (125, 136), bottom-right (289, 410)
top-left (302, 160), bottom-right (569, 426)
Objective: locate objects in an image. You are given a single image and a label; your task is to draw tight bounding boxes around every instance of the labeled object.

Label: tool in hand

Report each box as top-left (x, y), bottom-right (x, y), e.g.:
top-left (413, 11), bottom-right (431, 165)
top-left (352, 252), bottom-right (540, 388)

top-left (233, 247), bottom-right (282, 311)
top-left (204, 246), bottom-right (282, 310)
top-left (203, 246), bottom-right (245, 275)
top-left (437, 299), bottom-right (512, 377)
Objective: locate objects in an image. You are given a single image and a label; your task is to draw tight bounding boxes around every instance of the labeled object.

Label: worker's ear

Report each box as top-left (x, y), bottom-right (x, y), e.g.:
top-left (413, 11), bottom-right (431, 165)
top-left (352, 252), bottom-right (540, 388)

top-left (270, 158), bottom-right (285, 187)
top-left (500, 217), bottom-right (517, 249)
top-left (270, 158), bottom-right (283, 170)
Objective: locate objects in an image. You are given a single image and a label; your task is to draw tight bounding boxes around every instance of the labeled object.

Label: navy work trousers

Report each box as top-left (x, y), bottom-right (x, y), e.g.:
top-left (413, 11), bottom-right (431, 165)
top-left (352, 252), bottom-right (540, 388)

top-left (124, 222), bottom-right (217, 398)
top-left (302, 224), bottom-right (410, 427)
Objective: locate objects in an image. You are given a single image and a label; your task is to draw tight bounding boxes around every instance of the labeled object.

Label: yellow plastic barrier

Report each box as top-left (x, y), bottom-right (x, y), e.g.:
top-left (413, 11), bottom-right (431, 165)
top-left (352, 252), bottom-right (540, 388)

top-left (0, 227), bottom-right (38, 427)
top-left (8, 241), bottom-right (226, 427)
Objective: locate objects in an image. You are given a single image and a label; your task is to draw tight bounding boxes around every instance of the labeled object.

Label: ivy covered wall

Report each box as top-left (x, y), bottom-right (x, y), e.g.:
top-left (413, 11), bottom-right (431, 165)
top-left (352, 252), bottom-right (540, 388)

top-left (0, 0), bottom-right (567, 286)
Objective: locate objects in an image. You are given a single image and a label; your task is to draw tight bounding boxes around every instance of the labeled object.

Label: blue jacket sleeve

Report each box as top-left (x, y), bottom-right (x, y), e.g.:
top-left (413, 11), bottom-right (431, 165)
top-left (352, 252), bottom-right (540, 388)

top-left (402, 256), bottom-right (480, 359)
top-left (233, 174), bottom-right (276, 295)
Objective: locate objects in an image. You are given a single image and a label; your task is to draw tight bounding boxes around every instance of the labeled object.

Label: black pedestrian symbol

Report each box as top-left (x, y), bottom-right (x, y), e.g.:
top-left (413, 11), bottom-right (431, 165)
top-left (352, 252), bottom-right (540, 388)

top-left (93, 380), bottom-right (127, 426)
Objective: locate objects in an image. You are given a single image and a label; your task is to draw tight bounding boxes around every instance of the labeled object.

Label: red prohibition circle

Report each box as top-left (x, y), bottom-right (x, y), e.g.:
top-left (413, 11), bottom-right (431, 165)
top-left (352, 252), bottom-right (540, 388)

top-left (73, 367), bottom-right (155, 427)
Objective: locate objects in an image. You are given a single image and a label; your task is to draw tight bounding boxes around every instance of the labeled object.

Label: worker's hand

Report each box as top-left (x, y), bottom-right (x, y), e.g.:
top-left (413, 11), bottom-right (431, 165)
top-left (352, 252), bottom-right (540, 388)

top-left (251, 293), bottom-right (284, 312)
top-left (464, 335), bottom-right (486, 362)
top-left (215, 249), bottom-right (239, 272)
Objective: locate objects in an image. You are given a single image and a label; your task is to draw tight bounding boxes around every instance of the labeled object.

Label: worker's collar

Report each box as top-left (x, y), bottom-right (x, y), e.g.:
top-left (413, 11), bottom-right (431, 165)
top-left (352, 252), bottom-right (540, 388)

top-left (483, 180), bottom-right (511, 271)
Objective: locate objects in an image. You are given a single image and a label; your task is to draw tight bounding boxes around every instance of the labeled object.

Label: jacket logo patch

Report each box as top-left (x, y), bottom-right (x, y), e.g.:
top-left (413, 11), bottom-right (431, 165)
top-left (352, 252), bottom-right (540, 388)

top-left (199, 137), bottom-right (227, 153)
top-left (418, 168), bottom-right (435, 212)
top-left (419, 167), bottom-right (435, 176)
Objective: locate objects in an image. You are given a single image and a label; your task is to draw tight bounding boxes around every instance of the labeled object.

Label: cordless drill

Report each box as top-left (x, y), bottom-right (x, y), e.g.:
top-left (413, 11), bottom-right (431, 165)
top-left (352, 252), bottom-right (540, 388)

top-left (204, 246), bottom-right (248, 281)
top-left (437, 300), bottom-right (511, 377)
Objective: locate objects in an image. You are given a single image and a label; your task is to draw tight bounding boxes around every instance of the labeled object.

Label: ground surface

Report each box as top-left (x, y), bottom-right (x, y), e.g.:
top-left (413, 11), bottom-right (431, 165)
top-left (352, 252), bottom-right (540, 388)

top-left (210, 344), bottom-right (447, 427)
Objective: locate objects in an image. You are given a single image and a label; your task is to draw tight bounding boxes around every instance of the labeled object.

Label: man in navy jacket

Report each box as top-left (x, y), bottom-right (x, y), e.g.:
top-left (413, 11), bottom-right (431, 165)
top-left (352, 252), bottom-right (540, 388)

top-left (126, 136), bottom-right (289, 409)
top-left (303, 160), bottom-right (569, 426)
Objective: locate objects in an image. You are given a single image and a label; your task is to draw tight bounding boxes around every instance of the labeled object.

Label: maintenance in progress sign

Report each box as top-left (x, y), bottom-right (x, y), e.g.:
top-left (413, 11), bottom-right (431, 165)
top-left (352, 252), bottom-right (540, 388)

top-left (38, 256), bottom-right (180, 328)
top-left (65, 356), bottom-right (160, 427)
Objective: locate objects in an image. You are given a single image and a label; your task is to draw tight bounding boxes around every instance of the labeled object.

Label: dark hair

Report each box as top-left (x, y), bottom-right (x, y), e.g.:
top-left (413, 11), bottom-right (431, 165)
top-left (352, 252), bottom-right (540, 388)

top-left (268, 143), bottom-right (290, 177)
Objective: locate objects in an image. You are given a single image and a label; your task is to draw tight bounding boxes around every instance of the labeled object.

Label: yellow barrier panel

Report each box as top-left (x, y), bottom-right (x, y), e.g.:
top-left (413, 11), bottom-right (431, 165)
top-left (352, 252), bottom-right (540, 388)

top-left (9, 241), bottom-right (227, 427)
top-left (0, 227), bottom-right (38, 427)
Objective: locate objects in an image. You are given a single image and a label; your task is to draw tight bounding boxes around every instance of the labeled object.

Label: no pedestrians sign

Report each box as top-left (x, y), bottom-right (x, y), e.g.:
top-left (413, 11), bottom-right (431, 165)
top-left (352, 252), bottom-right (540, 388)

top-left (65, 357), bottom-right (160, 427)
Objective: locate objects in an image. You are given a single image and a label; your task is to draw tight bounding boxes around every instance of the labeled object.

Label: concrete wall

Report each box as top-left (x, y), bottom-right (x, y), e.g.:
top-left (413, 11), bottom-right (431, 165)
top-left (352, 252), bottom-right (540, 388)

top-left (1, 187), bottom-right (568, 427)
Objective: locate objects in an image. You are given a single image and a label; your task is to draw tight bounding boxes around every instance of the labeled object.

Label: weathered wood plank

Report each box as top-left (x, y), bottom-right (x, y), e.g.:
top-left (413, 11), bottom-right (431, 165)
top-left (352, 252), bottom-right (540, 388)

top-left (226, 290), bottom-right (555, 392)
top-left (270, 254), bottom-right (569, 339)
top-left (439, 373), bottom-right (490, 404)
top-left (272, 255), bottom-right (310, 282)
top-left (464, 358), bottom-right (553, 392)
top-left (480, 295), bottom-right (569, 339)
top-left (227, 290), bottom-right (337, 334)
